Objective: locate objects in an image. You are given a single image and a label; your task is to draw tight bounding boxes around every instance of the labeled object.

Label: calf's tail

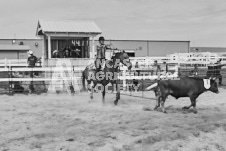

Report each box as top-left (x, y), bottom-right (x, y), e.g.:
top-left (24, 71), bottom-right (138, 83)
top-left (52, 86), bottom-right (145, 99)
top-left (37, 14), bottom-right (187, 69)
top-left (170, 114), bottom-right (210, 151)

top-left (146, 82), bottom-right (158, 91)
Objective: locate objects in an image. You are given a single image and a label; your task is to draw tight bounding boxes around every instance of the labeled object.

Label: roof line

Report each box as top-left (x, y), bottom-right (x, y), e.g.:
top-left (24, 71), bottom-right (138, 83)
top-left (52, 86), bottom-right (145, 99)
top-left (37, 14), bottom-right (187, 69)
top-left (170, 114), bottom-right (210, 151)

top-left (101, 39), bottom-right (190, 42)
top-left (0, 38), bottom-right (41, 40)
top-left (44, 31), bottom-right (101, 34)
top-left (38, 19), bottom-right (96, 22)
top-left (191, 46), bottom-right (226, 49)
top-left (0, 38), bottom-right (190, 42)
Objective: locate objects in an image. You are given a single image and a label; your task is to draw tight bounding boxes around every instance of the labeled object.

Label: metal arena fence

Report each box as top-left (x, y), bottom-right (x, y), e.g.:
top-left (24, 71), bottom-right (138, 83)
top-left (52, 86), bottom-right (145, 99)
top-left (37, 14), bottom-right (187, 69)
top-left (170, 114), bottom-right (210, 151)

top-left (0, 66), bottom-right (83, 95)
top-left (0, 58), bottom-right (226, 99)
top-left (0, 66), bottom-right (178, 97)
top-left (0, 65), bottom-right (225, 100)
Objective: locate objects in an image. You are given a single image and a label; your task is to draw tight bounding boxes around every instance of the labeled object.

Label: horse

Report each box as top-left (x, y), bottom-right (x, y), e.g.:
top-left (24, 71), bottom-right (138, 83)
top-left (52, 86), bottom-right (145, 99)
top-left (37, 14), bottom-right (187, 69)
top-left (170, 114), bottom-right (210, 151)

top-left (82, 50), bottom-right (132, 105)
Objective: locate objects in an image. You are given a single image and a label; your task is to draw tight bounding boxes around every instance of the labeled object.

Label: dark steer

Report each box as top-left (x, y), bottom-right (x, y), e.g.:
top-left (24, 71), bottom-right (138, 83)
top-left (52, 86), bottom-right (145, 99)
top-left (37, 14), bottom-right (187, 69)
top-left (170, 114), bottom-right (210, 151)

top-left (155, 77), bottom-right (219, 113)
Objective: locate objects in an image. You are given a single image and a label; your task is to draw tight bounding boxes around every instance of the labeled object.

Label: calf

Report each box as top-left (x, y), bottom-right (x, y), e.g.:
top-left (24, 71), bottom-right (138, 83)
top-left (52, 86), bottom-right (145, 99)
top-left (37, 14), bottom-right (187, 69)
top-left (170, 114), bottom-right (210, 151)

top-left (154, 77), bottom-right (219, 113)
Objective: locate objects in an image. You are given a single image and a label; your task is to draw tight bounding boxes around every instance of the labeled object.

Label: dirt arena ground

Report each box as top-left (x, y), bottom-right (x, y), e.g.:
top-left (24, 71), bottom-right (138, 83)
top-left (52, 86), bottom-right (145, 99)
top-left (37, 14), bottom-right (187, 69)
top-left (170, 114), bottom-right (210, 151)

top-left (1, 89), bottom-right (226, 151)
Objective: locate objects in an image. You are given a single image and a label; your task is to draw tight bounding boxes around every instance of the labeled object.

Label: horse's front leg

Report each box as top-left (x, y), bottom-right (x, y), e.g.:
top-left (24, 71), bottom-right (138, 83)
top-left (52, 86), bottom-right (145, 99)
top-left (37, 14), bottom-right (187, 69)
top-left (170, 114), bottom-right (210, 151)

top-left (111, 82), bottom-right (114, 93)
top-left (114, 83), bottom-right (120, 105)
top-left (102, 86), bottom-right (105, 105)
top-left (88, 81), bottom-right (94, 100)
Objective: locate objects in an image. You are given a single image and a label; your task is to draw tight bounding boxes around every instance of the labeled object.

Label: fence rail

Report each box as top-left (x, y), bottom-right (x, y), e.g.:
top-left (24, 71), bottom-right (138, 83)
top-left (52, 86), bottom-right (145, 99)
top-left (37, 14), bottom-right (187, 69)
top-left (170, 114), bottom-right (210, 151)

top-left (0, 65), bottom-right (178, 95)
top-left (0, 66), bottom-right (178, 81)
top-left (1, 56), bottom-right (226, 68)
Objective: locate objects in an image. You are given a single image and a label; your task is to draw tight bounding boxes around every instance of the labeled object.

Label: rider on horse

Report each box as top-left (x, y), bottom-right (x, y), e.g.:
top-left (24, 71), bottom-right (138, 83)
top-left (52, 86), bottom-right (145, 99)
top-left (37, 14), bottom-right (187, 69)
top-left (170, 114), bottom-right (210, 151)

top-left (95, 36), bottom-right (112, 72)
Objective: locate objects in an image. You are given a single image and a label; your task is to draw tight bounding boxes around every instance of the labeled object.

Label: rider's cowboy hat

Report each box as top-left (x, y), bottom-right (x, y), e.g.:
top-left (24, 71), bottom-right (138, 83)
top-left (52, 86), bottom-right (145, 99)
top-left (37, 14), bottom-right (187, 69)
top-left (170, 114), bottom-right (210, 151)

top-left (28, 50), bottom-right (33, 55)
top-left (99, 36), bottom-right (105, 41)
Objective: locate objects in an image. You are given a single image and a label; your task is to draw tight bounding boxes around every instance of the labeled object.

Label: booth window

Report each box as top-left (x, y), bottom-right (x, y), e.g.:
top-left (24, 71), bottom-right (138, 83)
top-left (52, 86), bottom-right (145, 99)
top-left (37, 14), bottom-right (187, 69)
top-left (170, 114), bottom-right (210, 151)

top-left (46, 37), bottom-right (90, 59)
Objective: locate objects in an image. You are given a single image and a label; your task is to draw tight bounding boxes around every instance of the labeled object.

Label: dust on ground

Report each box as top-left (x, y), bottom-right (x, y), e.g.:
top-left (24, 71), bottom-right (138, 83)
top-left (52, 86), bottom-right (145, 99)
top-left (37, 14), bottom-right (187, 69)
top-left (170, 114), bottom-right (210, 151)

top-left (0, 89), bottom-right (226, 151)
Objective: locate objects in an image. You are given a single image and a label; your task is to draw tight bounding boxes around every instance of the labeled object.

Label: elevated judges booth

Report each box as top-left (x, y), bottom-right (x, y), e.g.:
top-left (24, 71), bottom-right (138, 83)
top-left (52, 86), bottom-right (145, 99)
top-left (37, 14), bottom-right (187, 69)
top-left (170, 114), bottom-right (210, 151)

top-left (36, 19), bottom-right (102, 66)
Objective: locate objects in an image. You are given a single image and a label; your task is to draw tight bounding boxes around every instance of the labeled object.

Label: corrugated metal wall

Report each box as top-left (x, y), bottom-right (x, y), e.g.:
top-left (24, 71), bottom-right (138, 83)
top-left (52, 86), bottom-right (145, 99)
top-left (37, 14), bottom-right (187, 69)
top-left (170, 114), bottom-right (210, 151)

top-left (94, 40), bottom-right (189, 57)
top-left (0, 51), bottom-right (18, 59)
top-left (0, 39), bottom-right (42, 57)
top-left (104, 40), bottom-right (148, 57)
top-left (0, 51), bottom-right (27, 59)
top-left (148, 41), bottom-right (189, 56)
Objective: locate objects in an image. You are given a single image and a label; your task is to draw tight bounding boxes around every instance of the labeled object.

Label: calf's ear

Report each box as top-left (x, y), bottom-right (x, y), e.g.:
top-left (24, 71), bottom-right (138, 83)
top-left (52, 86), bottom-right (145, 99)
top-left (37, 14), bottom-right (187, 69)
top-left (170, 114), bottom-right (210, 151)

top-left (209, 76), bottom-right (216, 80)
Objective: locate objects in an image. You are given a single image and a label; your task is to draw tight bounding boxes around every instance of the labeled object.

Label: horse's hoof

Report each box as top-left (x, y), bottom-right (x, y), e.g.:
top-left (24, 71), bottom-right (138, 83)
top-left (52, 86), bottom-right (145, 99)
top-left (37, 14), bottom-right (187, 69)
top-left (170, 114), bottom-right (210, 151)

top-left (114, 100), bottom-right (118, 105)
top-left (193, 110), bottom-right (198, 114)
top-left (154, 106), bottom-right (159, 110)
top-left (163, 110), bottom-right (167, 114)
top-left (182, 106), bottom-right (189, 110)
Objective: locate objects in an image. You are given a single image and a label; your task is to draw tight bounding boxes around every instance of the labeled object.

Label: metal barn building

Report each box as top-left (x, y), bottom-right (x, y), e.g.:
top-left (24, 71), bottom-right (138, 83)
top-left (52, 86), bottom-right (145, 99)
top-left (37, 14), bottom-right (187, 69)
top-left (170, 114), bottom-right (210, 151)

top-left (0, 19), bottom-right (190, 61)
top-left (0, 38), bottom-right (190, 58)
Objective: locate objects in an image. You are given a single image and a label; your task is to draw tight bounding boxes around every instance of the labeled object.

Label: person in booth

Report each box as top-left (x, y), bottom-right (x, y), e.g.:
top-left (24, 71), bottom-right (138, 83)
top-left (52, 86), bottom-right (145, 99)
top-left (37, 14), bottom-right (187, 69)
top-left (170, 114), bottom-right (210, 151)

top-left (52, 50), bottom-right (60, 58)
top-left (63, 45), bottom-right (71, 58)
top-left (64, 49), bottom-right (71, 58)
top-left (71, 48), bottom-right (81, 58)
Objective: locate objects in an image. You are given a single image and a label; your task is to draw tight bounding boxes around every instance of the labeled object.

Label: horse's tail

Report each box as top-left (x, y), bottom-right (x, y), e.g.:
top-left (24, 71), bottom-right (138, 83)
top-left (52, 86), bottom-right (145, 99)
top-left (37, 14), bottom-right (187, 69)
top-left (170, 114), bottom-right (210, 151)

top-left (82, 68), bottom-right (87, 91)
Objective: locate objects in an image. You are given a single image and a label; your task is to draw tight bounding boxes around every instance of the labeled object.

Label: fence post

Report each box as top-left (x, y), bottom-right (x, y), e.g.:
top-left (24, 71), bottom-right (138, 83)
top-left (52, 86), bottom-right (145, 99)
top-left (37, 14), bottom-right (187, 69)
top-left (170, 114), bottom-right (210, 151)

top-left (4, 58), bottom-right (7, 68)
top-left (123, 68), bottom-right (126, 91)
top-left (72, 66), bottom-right (74, 86)
top-left (142, 75), bottom-right (143, 98)
top-left (8, 66), bottom-right (10, 94)
top-left (8, 66), bottom-right (13, 95)
top-left (145, 57), bottom-right (148, 68)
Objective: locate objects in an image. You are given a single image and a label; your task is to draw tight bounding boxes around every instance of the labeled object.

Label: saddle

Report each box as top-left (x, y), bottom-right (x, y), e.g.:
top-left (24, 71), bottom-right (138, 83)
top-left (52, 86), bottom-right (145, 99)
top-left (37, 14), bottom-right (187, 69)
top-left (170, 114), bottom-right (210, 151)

top-left (87, 62), bottom-right (106, 72)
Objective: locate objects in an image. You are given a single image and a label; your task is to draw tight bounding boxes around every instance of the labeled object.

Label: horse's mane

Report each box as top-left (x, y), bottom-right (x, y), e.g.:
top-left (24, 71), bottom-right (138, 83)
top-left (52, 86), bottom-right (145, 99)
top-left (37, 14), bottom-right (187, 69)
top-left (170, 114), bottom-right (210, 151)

top-left (111, 52), bottom-right (122, 60)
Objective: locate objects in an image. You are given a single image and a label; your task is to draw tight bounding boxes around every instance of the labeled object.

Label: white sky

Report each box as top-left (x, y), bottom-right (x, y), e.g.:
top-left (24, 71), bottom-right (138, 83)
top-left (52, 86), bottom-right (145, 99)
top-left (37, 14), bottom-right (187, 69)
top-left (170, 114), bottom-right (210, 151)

top-left (0, 0), bottom-right (226, 47)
